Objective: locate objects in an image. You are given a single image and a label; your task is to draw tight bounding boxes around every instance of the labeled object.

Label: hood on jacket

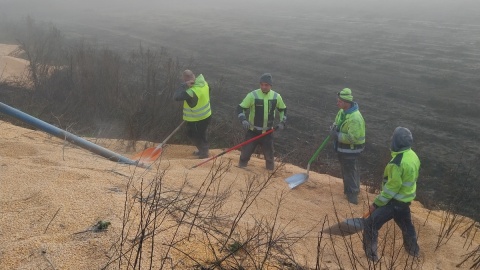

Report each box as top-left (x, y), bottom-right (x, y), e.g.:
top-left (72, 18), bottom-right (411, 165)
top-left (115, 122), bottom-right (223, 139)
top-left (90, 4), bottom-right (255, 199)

top-left (391, 126), bottom-right (413, 152)
top-left (344, 102), bottom-right (359, 114)
top-left (193, 74), bottom-right (207, 88)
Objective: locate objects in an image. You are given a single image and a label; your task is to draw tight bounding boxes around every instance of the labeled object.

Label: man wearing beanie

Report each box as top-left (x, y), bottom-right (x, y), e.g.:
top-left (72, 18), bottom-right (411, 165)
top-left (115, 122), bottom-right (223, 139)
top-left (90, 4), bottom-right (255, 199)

top-left (330, 88), bottom-right (366, 204)
top-left (236, 73), bottom-right (287, 170)
top-left (363, 127), bottom-right (420, 261)
top-left (174, 69), bottom-right (212, 159)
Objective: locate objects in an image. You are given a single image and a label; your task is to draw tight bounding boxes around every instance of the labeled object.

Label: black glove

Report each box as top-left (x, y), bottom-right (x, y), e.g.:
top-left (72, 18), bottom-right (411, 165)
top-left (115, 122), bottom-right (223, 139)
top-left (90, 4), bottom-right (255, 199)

top-left (242, 120), bottom-right (250, 130)
top-left (277, 116), bottom-right (287, 130)
top-left (329, 127), bottom-right (339, 138)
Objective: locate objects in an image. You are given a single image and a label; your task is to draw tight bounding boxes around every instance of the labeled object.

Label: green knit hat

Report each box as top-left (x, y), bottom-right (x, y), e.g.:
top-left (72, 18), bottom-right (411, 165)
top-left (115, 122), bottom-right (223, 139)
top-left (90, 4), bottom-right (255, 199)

top-left (338, 88), bottom-right (353, 102)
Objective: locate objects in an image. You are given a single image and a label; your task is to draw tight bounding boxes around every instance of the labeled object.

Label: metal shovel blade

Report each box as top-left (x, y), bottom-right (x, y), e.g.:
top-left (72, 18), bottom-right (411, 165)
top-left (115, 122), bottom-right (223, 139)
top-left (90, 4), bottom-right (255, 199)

top-left (324, 218), bottom-right (365, 236)
top-left (344, 217), bottom-right (365, 230)
top-left (338, 218), bottom-right (366, 234)
top-left (285, 173), bottom-right (308, 189)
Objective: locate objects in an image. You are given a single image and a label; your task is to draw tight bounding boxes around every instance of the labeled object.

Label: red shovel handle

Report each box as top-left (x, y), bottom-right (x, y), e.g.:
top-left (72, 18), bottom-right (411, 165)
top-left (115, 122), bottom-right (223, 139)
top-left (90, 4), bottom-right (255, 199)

top-left (364, 205), bottom-right (376, 218)
top-left (191, 128), bottom-right (276, 169)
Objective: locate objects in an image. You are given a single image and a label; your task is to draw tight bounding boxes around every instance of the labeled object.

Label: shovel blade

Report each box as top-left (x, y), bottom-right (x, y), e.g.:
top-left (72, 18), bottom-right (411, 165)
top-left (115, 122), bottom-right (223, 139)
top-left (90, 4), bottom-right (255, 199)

top-left (132, 147), bottom-right (163, 163)
top-left (285, 173), bottom-right (308, 189)
top-left (323, 218), bottom-right (365, 236)
top-left (343, 218), bottom-right (365, 232)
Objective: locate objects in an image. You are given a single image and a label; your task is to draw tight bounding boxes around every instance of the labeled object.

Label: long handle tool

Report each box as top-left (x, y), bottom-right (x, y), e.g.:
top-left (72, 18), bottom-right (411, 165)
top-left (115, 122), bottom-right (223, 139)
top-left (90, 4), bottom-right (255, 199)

top-left (191, 128), bottom-right (276, 169)
top-left (285, 135), bottom-right (331, 189)
top-left (132, 121), bottom-right (185, 163)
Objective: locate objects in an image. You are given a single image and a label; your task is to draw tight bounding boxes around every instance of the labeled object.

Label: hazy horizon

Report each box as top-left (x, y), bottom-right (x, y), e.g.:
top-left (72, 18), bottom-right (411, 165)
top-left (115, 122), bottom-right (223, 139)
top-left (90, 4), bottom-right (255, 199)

top-left (2, 0), bottom-right (480, 24)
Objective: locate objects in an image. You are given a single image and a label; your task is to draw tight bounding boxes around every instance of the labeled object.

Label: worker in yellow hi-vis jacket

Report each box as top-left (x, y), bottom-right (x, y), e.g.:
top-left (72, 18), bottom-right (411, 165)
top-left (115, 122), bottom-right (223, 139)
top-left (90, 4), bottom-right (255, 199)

top-left (363, 127), bottom-right (420, 262)
top-left (330, 88), bottom-right (366, 204)
top-left (236, 73), bottom-right (287, 170)
top-left (174, 70), bottom-right (211, 159)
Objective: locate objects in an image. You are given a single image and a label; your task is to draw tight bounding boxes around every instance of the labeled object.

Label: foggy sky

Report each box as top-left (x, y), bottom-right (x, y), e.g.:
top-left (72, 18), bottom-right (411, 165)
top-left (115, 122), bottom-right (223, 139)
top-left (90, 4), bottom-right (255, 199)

top-left (2, 0), bottom-right (480, 25)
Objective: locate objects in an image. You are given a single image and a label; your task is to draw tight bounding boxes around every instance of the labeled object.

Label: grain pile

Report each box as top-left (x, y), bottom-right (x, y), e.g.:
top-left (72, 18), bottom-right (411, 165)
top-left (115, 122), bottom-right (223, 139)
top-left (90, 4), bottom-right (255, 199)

top-left (0, 44), bottom-right (29, 85)
top-left (0, 120), bottom-right (478, 269)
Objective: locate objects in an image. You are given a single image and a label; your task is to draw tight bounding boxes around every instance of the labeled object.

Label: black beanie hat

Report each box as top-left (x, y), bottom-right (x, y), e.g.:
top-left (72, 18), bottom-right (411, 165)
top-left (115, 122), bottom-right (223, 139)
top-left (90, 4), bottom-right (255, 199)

top-left (260, 73), bottom-right (273, 85)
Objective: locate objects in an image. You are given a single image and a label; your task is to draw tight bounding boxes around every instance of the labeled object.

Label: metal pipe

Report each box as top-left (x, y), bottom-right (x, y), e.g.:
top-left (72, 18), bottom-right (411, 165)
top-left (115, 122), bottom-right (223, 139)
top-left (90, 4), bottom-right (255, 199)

top-left (0, 102), bottom-right (139, 166)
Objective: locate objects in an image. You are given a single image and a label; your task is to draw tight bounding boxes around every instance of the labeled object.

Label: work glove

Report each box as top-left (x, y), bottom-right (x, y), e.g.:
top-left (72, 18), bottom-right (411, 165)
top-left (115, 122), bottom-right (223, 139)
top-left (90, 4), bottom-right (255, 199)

top-left (329, 127), bottom-right (339, 138)
top-left (277, 116), bottom-right (287, 130)
top-left (242, 120), bottom-right (250, 130)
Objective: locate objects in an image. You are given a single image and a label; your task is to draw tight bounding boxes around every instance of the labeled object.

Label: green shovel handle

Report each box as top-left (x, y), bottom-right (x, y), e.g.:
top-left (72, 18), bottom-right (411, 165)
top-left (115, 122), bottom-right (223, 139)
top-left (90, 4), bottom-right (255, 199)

top-left (307, 135), bottom-right (331, 165)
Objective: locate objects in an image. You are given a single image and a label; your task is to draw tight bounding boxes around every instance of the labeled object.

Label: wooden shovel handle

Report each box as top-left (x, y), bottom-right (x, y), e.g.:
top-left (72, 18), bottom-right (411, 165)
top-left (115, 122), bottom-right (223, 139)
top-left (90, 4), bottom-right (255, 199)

top-left (363, 210), bottom-right (372, 218)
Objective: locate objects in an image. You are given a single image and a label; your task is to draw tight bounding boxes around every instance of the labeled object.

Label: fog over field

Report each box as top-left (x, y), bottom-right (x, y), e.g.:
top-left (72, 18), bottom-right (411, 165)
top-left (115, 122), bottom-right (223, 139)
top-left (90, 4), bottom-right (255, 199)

top-left (2, 0), bottom-right (480, 23)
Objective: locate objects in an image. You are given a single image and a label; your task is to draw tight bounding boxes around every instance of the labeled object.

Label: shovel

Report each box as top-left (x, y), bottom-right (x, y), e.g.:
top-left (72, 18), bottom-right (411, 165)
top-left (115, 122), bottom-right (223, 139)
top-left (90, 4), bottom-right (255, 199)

top-left (324, 210), bottom-right (371, 235)
top-left (191, 127), bottom-right (276, 169)
top-left (132, 121), bottom-right (185, 163)
top-left (342, 210), bottom-right (371, 233)
top-left (285, 135), bottom-right (331, 189)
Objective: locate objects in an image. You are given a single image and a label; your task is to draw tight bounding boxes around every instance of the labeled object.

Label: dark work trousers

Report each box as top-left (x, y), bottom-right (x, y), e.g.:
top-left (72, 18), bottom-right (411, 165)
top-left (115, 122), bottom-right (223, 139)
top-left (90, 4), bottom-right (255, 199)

top-left (363, 200), bottom-right (419, 260)
top-left (186, 116), bottom-right (211, 155)
top-left (337, 152), bottom-right (360, 195)
top-left (239, 129), bottom-right (274, 170)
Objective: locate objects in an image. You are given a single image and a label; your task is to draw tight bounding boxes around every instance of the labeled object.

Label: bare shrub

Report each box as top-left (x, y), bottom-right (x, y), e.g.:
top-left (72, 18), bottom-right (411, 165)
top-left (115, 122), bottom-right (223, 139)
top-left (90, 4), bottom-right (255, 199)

top-left (16, 16), bottom-right (64, 92)
top-left (457, 245), bottom-right (480, 269)
top-left (10, 17), bottom-right (187, 148)
top-left (104, 160), bottom-right (327, 269)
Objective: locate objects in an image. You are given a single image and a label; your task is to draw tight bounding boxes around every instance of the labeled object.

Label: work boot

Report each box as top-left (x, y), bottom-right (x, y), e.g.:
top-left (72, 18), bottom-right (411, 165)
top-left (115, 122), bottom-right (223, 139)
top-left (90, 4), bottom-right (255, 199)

top-left (347, 193), bottom-right (359, 205)
top-left (363, 240), bottom-right (379, 262)
top-left (366, 252), bottom-right (379, 262)
top-left (406, 247), bottom-right (420, 258)
top-left (197, 151), bottom-right (209, 159)
top-left (266, 162), bottom-right (274, 171)
top-left (405, 240), bottom-right (420, 257)
top-left (238, 161), bottom-right (247, 168)
top-left (193, 150), bottom-right (200, 156)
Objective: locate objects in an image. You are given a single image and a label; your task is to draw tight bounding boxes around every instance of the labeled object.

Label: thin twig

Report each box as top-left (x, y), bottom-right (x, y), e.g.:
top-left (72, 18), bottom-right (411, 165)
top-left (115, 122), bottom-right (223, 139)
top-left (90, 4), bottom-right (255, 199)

top-left (44, 207), bottom-right (61, 234)
top-left (42, 250), bottom-right (56, 270)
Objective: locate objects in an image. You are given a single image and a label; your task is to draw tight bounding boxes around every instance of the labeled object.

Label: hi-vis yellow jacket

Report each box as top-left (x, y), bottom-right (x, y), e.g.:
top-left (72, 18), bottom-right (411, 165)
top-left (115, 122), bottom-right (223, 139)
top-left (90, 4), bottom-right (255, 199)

top-left (237, 89), bottom-right (286, 133)
top-left (182, 74), bottom-right (211, 122)
top-left (374, 148), bottom-right (420, 207)
top-left (334, 102), bottom-right (365, 153)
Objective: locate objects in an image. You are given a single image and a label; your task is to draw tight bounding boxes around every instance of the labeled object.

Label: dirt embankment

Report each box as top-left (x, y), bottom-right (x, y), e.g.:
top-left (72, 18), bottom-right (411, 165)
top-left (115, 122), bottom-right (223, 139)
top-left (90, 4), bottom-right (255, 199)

top-left (0, 44), bottom-right (29, 85)
top-left (0, 120), bottom-right (478, 269)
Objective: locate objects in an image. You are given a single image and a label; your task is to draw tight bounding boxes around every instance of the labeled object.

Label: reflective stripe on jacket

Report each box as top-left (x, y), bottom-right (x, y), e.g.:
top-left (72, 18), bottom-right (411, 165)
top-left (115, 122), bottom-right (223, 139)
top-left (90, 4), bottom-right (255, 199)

top-left (238, 89), bottom-right (286, 133)
top-left (183, 74), bottom-right (211, 121)
top-left (374, 148), bottom-right (420, 207)
top-left (334, 102), bottom-right (365, 153)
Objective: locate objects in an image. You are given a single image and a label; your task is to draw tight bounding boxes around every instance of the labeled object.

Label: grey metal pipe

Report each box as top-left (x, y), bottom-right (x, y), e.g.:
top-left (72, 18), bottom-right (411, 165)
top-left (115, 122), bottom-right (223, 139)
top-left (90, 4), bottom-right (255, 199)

top-left (0, 102), bottom-right (139, 166)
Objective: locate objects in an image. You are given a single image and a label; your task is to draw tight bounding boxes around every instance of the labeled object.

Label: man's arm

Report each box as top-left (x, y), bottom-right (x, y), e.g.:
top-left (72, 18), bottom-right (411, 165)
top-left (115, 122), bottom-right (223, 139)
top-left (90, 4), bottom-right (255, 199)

top-left (374, 165), bottom-right (403, 207)
top-left (237, 93), bottom-right (253, 121)
top-left (174, 82), bottom-right (190, 101)
top-left (276, 95), bottom-right (287, 122)
top-left (236, 105), bottom-right (248, 121)
top-left (338, 118), bottom-right (363, 144)
top-left (174, 82), bottom-right (198, 107)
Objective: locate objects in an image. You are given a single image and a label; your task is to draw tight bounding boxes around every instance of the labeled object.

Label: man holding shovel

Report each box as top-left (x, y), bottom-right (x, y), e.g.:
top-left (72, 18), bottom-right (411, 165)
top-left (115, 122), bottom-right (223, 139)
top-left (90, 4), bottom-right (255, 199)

top-left (237, 73), bottom-right (287, 170)
top-left (174, 70), bottom-right (211, 158)
top-left (363, 127), bottom-right (420, 261)
top-left (330, 88), bottom-right (365, 204)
